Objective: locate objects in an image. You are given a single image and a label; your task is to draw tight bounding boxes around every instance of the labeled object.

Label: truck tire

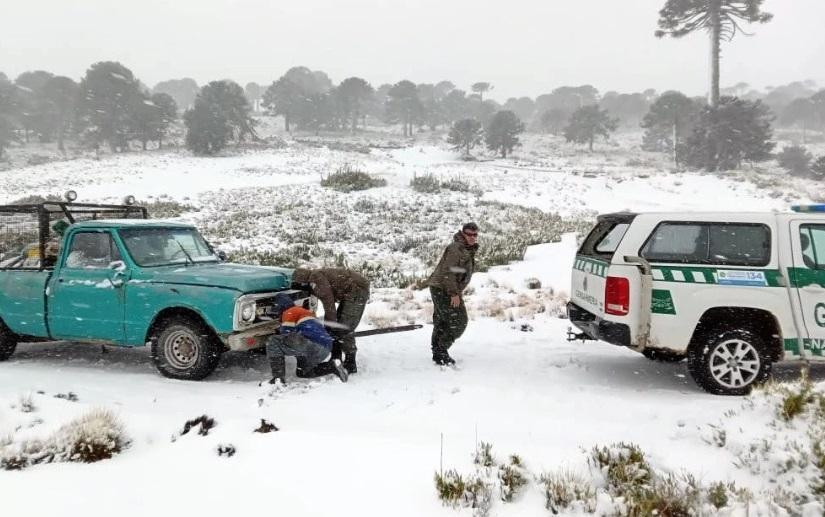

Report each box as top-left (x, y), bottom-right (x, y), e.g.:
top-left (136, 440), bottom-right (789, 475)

top-left (642, 348), bottom-right (685, 363)
top-left (150, 316), bottom-right (223, 380)
top-left (0, 321), bottom-right (16, 361)
top-left (687, 328), bottom-right (772, 396)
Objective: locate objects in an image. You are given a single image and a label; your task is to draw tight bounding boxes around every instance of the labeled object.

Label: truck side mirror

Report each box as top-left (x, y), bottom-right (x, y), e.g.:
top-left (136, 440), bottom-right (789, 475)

top-left (108, 260), bottom-right (126, 272)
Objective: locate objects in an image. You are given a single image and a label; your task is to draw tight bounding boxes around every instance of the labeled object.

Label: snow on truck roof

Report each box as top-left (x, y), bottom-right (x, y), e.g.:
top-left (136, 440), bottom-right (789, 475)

top-left (601, 208), bottom-right (825, 219)
top-left (70, 220), bottom-right (196, 229)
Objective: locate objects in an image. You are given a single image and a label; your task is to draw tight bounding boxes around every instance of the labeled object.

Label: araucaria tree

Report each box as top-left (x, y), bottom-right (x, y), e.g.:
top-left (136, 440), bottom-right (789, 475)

top-left (447, 118), bottom-right (483, 156)
top-left (564, 105), bottom-right (618, 151)
top-left (484, 110), bottom-right (524, 158)
top-left (680, 96), bottom-right (774, 171)
top-left (655, 0), bottom-right (772, 107)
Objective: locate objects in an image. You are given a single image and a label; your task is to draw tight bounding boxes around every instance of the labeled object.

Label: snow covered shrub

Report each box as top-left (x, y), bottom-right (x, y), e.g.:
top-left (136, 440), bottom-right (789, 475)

top-left (435, 469), bottom-right (469, 506)
top-left (140, 197), bottom-right (197, 218)
top-left (623, 473), bottom-right (701, 517)
top-left (498, 456), bottom-right (528, 502)
top-left (1, 409), bottom-right (129, 470)
top-left (54, 392), bottom-right (79, 402)
top-left (812, 156), bottom-right (825, 181)
top-left (441, 178), bottom-right (471, 193)
top-left (589, 443), bottom-right (651, 494)
top-left (216, 444), bottom-right (236, 457)
top-left (62, 409), bottom-right (129, 463)
top-left (778, 370), bottom-right (815, 421)
top-left (474, 441), bottom-right (495, 468)
top-left (777, 146), bottom-right (813, 177)
top-left (254, 419), bottom-right (278, 433)
top-left (524, 277), bottom-right (542, 289)
top-left (435, 470), bottom-right (492, 516)
top-left (17, 394), bottom-right (36, 413)
top-left (321, 165), bottom-right (387, 192)
top-left (541, 470), bottom-right (597, 514)
top-left (410, 174), bottom-right (441, 193)
top-left (180, 415), bottom-right (216, 437)
top-left (707, 481), bottom-right (737, 509)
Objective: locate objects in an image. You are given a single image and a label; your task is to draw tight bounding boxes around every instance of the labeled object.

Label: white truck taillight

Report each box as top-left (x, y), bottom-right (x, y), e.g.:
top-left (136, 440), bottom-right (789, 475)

top-left (605, 276), bottom-right (630, 316)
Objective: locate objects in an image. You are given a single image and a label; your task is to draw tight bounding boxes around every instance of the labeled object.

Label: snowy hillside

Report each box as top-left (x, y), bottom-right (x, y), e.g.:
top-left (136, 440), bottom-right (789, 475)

top-left (2, 136), bottom-right (824, 516)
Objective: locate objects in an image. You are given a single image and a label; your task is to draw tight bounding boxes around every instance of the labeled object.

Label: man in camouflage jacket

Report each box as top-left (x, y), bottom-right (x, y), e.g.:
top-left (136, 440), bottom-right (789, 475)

top-left (291, 267), bottom-right (370, 373)
top-left (426, 222), bottom-right (479, 365)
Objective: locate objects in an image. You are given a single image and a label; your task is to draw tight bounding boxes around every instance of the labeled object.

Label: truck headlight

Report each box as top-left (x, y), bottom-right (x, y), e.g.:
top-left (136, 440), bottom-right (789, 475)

top-left (240, 302), bottom-right (256, 322)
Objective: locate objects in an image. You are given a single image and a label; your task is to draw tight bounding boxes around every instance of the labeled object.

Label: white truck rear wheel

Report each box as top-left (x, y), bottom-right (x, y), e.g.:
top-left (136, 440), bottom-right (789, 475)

top-left (687, 329), bottom-right (772, 396)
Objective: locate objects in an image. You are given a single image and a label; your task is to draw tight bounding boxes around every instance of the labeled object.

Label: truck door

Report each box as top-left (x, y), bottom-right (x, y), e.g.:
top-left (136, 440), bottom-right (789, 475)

top-left (48, 230), bottom-right (127, 343)
top-left (791, 222), bottom-right (825, 357)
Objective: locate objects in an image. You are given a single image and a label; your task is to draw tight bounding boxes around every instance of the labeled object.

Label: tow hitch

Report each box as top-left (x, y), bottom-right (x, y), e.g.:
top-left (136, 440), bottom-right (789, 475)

top-left (566, 327), bottom-right (592, 342)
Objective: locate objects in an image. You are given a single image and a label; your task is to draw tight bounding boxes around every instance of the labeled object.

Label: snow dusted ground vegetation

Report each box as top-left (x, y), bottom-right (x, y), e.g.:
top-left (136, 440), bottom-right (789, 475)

top-left (2, 132), bottom-right (825, 516)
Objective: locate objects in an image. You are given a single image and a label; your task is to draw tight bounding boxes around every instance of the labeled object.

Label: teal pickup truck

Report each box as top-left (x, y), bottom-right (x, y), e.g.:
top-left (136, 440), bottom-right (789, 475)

top-left (0, 197), bottom-right (306, 380)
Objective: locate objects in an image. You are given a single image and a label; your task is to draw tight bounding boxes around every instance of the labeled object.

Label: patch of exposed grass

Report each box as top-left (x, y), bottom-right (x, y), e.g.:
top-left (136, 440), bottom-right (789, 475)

top-left (321, 165), bottom-right (387, 192)
top-left (541, 470), bottom-right (596, 515)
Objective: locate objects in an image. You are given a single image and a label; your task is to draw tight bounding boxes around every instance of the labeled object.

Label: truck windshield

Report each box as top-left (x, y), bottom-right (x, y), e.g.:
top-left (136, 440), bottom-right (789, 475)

top-left (119, 228), bottom-right (218, 267)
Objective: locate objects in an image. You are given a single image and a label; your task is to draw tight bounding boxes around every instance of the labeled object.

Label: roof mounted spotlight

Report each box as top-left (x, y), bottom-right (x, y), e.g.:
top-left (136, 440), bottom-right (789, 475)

top-left (64, 190), bottom-right (78, 203)
top-left (123, 195), bottom-right (136, 206)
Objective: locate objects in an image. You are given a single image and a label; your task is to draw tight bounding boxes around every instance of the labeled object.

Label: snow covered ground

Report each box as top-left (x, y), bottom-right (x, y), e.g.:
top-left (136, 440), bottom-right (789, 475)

top-left (2, 134), bottom-right (824, 516)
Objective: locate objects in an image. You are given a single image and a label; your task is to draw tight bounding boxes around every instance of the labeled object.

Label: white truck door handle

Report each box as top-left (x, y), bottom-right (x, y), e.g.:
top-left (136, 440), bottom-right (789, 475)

top-left (802, 284), bottom-right (825, 293)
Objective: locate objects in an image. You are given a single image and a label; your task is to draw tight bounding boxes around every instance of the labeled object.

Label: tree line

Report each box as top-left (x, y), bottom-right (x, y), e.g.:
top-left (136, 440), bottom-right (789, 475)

top-left (2, 1), bottom-right (825, 174)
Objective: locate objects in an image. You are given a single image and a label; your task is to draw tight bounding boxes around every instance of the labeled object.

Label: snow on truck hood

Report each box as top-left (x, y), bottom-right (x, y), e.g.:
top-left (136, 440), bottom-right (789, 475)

top-left (137, 263), bottom-right (292, 293)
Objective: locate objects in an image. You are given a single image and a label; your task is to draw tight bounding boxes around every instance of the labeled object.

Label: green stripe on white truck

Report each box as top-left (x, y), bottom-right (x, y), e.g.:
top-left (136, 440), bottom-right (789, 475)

top-left (573, 256), bottom-right (609, 278)
top-left (784, 338), bottom-right (825, 357)
top-left (651, 266), bottom-right (785, 288)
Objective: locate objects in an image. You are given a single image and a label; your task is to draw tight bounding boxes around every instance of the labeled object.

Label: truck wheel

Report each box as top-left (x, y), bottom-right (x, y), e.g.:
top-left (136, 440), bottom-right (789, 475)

top-left (642, 348), bottom-right (685, 363)
top-left (0, 322), bottom-right (16, 361)
top-left (687, 329), bottom-right (772, 396)
top-left (151, 316), bottom-right (223, 380)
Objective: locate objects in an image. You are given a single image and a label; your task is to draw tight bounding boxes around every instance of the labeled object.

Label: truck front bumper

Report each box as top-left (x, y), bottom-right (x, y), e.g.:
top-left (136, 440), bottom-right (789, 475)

top-left (225, 322), bottom-right (280, 351)
top-left (566, 302), bottom-right (631, 348)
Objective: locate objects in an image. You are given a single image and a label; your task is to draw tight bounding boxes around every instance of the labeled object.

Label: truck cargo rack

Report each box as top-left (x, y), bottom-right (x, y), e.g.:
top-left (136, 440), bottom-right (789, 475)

top-left (0, 202), bottom-right (147, 271)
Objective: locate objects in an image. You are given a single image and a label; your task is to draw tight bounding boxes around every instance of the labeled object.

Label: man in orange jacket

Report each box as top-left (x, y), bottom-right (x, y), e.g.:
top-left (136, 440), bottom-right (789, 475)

top-left (265, 293), bottom-right (348, 385)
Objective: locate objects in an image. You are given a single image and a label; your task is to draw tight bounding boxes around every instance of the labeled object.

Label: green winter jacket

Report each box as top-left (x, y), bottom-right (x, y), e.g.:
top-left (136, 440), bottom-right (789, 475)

top-left (426, 232), bottom-right (478, 296)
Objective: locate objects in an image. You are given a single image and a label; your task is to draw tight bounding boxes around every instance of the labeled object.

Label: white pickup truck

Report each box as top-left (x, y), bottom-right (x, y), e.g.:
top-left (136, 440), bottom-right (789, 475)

top-left (567, 205), bottom-right (825, 395)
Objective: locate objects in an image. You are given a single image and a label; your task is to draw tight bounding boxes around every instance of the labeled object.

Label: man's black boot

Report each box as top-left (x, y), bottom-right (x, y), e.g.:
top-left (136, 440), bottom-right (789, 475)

top-left (343, 350), bottom-right (357, 374)
top-left (268, 356), bottom-right (287, 384)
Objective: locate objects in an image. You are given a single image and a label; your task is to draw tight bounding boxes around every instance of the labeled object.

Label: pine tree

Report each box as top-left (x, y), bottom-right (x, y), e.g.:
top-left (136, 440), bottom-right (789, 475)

top-left (777, 146), bottom-right (812, 177)
top-left (184, 81), bottom-right (251, 155)
top-left (41, 76), bottom-right (78, 151)
top-left (337, 77), bottom-right (374, 132)
top-left (385, 80), bottom-right (423, 137)
top-left (447, 119), bottom-right (483, 156)
top-left (484, 110), bottom-right (524, 158)
top-left (811, 156), bottom-right (825, 181)
top-left (656, 0), bottom-right (772, 107)
top-left (564, 105), bottom-right (618, 151)
top-left (680, 96), bottom-right (774, 171)
top-left (76, 61), bottom-right (143, 152)
top-left (641, 91), bottom-right (701, 162)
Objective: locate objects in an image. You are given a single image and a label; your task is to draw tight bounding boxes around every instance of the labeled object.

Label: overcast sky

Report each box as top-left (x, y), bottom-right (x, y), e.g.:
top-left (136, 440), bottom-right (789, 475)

top-left (1, 0), bottom-right (822, 100)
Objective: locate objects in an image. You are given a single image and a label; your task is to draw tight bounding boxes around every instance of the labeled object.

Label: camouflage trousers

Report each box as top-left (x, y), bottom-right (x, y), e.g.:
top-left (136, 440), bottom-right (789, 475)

top-left (331, 286), bottom-right (369, 358)
top-left (430, 287), bottom-right (468, 354)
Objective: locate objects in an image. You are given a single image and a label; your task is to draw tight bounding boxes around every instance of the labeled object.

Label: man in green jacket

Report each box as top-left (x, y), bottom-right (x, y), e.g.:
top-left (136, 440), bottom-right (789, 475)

top-left (426, 222), bottom-right (479, 366)
top-left (291, 267), bottom-right (370, 374)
